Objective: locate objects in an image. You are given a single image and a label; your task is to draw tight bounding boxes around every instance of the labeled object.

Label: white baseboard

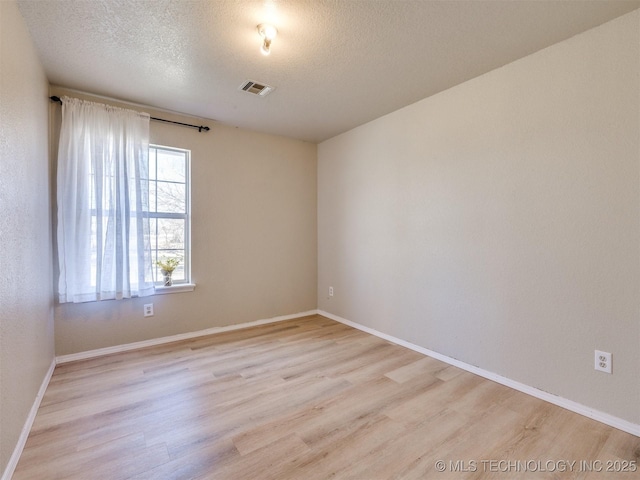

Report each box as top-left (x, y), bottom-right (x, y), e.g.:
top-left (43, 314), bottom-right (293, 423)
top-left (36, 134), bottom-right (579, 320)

top-left (319, 310), bottom-right (640, 438)
top-left (56, 310), bottom-right (320, 364)
top-left (2, 358), bottom-right (56, 480)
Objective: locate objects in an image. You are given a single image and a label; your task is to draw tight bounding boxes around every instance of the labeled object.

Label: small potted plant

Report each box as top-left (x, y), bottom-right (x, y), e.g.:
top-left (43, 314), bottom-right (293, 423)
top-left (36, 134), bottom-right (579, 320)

top-left (156, 257), bottom-right (180, 287)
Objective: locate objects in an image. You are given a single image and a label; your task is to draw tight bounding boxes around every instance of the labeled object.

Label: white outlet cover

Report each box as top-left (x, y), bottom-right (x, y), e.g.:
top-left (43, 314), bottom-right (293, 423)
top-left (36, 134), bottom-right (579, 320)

top-left (594, 350), bottom-right (612, 374)
top-left (144, 303), bottom-right (154, 317)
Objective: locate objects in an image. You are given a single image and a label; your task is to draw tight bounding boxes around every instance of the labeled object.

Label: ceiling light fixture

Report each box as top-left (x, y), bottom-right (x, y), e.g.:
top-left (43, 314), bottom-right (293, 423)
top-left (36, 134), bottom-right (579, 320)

top-left (257, 23), bottom-right (278, 56)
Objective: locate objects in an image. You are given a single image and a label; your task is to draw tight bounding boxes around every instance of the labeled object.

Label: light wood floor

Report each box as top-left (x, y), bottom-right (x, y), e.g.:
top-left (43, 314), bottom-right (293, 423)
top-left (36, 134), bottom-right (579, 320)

top-left (14, 315), bottom-right (640, 479)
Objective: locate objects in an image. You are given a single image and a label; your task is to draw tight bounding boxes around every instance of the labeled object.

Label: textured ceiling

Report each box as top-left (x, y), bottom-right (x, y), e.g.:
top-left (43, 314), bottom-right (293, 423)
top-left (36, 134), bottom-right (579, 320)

top-left (16, 0), bottom-right (640, 143)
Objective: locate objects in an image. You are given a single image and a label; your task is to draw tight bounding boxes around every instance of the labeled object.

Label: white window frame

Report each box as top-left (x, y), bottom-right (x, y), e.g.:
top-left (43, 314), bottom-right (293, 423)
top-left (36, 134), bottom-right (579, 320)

top-left (149, 144), bottom-right (193, 292)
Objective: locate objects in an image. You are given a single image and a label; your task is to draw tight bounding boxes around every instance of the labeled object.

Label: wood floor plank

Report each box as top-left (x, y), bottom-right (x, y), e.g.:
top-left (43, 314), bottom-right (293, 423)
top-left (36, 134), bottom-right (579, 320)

top-left (12, 315), bottom-right (640, 479)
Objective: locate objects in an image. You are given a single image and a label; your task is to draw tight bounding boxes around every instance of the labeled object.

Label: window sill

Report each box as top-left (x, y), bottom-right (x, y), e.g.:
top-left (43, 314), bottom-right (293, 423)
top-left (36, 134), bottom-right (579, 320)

top-left (154, 283), bottom-right (196, 295)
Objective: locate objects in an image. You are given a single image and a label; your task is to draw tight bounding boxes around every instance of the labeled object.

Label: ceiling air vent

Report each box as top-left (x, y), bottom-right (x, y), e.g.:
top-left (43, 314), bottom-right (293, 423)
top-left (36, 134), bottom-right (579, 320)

top-left (239, 80), bottom-right (275, 97)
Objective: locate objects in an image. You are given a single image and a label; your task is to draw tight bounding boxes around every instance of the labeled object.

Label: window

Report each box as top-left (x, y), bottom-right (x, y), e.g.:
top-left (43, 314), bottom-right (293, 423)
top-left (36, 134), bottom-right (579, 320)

top-left (148, 145), bottom-right (191, 286)
top-left (57, 96), bottom-right (195, 302)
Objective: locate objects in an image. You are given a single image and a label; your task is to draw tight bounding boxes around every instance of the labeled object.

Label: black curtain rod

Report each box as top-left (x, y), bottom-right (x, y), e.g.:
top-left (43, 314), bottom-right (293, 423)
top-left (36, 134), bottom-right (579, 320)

top-left (49, 96), bottom-right (210, 133)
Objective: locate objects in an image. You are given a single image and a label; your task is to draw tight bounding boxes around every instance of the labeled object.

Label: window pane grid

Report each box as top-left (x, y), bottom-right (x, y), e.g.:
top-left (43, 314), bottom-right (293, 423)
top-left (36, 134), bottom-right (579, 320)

top-left (148, 145), bottom-right (190, 286)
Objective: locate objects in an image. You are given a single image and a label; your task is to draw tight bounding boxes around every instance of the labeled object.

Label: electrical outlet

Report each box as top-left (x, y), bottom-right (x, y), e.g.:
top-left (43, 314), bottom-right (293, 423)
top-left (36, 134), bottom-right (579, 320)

top-left (594, 350), bottom-right (611, 374)
top-left (329, 286), bottom-right (334, 297)
top-left (144, 303), bottom-right (154, 317)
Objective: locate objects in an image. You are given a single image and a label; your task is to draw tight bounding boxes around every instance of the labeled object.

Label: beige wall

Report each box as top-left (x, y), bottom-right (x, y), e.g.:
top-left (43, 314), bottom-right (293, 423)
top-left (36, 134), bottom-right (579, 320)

top-left (0, 0), bottom-right (55, 474)
top-left (318, 11), bottom-right (640, 424)
top-left (51, 87), bottom-right (317, 355)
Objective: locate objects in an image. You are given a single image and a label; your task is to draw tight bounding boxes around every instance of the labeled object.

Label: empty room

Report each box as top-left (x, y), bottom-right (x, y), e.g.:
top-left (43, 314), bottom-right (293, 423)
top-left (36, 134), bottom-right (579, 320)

top-left (1, 0), bottom-right (639, 478)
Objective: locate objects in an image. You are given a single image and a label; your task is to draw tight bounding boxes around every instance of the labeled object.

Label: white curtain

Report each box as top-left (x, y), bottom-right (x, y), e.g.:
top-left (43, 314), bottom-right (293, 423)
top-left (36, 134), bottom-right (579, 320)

top-left (57, 96), bottom-right (155, 303)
